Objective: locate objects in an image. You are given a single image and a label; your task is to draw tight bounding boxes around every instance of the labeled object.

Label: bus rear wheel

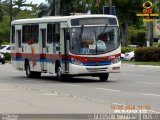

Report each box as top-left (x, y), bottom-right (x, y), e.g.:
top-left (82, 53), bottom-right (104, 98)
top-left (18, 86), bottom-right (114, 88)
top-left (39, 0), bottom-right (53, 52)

top-left (2, 60), bottom-right (5, 64)
top-left (25, 63), bottom-right (33, 78)
top-left (56, 66), bottom-right (65, 81)
top-left (99, 73), bottom-right (109, 82)
top-left (25, 62), bottom-right (41, 78)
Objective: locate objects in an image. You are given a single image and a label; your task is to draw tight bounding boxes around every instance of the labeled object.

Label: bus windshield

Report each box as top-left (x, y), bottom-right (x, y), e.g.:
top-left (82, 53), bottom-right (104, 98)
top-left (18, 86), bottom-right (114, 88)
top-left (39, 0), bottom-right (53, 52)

top-left (70, 26), bottom-right (120, 55)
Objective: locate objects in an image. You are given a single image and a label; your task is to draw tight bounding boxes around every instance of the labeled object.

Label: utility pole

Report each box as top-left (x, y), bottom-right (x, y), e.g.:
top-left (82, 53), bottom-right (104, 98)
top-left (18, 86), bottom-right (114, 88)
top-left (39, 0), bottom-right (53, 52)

top-left (0, 0), bottom-right (3, 22)
top-left (109, 0), bottom-right (112, 14)
top-left (146, 22), bottom-right (151, 47)
top-left (55, 0), bottom-right (61, 16)
top-left (10, 0), bottom-right (12, 25)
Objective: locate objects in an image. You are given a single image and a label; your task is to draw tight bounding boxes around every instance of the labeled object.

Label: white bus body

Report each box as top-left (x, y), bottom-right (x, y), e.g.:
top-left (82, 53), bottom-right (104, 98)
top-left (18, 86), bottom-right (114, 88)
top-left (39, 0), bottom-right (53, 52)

top-left (11, 15), bottom-right (121, 81)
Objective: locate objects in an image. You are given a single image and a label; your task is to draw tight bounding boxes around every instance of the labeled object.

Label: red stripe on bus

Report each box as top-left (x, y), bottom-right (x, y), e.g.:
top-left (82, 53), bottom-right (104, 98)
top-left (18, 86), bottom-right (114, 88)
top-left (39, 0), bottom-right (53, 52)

top-left (11, 52), bottom-right (121, 62)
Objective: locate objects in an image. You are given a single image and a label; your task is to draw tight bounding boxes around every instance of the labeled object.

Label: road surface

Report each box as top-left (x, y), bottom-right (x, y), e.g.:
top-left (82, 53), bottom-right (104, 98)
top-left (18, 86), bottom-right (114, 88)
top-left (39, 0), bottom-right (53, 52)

top-left (0, 63), bottom-right (160, 114)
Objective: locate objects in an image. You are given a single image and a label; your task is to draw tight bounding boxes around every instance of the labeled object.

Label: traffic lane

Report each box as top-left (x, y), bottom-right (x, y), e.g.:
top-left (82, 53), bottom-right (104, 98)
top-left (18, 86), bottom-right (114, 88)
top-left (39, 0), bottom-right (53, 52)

top-left (0, 64), bottom-right (160, 113)
top-left (120, 64), bottom-right (160, 82)
top-left (4, 75), bottom-right (159, 113)
top-left (3, 72), bottom-right (160, 97)
top-left (0, 84), bottom-right (112, 114)
top-left (0, 64), bottom-right (112, 113)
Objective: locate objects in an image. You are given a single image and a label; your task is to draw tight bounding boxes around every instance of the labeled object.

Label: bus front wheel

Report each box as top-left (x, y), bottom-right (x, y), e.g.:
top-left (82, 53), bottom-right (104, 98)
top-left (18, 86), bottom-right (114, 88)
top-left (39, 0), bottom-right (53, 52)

top-left (99, 73), bottom-right (109, 82)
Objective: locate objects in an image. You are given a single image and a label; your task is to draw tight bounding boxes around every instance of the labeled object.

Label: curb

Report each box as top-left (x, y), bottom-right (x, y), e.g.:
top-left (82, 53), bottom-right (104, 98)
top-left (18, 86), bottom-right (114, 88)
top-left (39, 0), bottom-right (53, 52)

top-left (122, 64), bottom-right (160, 68)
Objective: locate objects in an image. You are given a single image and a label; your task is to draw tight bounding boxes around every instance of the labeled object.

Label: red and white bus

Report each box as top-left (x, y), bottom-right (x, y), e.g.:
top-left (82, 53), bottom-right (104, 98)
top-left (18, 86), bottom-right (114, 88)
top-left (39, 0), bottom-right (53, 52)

top-left (11, 14), bottom-right (121, 81)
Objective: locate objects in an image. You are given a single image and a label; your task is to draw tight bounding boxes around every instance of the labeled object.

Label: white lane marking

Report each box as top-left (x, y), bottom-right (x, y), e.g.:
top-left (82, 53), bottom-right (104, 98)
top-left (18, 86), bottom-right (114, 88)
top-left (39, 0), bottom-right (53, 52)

top-left (61, 93), bottom-right (70, 97)
top-left (40, 89), bottom-right (47, 92)
top-left (139, 93), bottom-right (160, 97)
top-left (112, 103), bottom-right (125, 106)
top-left (147, 110), bottom-right (160, 113)
top-left (0, 89), bottom-right (15, 91)
top-left (124, 64), bottom-right (160, 68)
top-left (137, 82), bottom-right (160, 85)
top-left (61, 84), bottom-right (81, 87)
top-left (0, 69), bottom-right (20, 73)
top-left (97, 87), bottom-right (160, 98)
top-left (44, 93), bottom-right (58, 96)
top-left (122, 74), bottom-right (144, 77)
top-left (96, 88), bottom-right (120, 92)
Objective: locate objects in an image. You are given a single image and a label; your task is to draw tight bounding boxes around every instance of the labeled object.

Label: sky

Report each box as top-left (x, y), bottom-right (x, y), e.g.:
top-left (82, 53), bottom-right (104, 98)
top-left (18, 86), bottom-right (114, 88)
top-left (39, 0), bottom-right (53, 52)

top-left (26, 0), bottom-right (46, 5)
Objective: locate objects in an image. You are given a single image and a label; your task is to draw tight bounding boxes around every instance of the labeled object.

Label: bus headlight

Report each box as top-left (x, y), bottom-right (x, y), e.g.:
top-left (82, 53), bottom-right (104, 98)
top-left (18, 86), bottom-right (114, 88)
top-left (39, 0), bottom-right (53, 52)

top-left (111, 57), bottom-right (121, 64)
top-left (71, 58), bottom-right (83, 65)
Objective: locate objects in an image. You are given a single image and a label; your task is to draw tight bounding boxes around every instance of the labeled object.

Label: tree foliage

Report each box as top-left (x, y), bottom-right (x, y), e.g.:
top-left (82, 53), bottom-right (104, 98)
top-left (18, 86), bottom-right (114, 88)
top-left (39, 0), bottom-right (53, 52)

top-left (0, 0), bottom-right (155, 46)
top-left (0, 0), bottom-right (3, 22)
top-left (0, 0), bottom-right (39, 42)
top-left (113, 0), bottom-right (143, 46)
top-left (37, 0), bottom-right (109, 16)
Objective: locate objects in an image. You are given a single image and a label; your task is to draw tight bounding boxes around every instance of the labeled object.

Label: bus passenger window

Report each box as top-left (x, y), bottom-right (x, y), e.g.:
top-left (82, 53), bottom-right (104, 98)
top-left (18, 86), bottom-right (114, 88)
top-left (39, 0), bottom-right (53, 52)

top-left (53, 23), bottom-right (60, 44)
top-left (22, 25), bottom-right (31, 43)
top-left (47, 23), bottom-right (60, 44)
top-left (54, 33), bottom-right (60, 43)
top-left (12, 26), bottom-right (15, 43)
top-left (47, 24), bottom-right (53, 43)
top-left (31, 25), bottom-right (39, 43)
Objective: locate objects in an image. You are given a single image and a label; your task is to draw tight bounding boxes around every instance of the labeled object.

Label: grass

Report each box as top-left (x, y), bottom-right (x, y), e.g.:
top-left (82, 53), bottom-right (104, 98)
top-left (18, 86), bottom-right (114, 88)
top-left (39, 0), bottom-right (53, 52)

top-left (122, 61), bottom-right (160, 66)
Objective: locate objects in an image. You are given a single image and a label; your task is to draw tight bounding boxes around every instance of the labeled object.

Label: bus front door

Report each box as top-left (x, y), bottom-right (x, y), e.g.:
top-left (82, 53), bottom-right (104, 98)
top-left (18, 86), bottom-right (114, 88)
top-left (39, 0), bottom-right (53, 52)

top-left (15, 26), bottom-right (23, 70)
top-left (40, 29), bottom-right (47, 71)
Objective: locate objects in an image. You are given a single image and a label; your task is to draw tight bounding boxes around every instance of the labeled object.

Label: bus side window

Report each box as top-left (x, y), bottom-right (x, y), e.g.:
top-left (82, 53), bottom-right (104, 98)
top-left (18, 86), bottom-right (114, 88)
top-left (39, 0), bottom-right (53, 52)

top-left (22, 25), bottom-right (31, 43)
top-left (54, 33), bottom-right (60, 43)
top-left (12, 26), bottom-right (15, 43)
top-left (47, 24), bottom-right (53, 43)
top-left (53, 23), bottom-right (60, 44)
top-left (31, 24), bottom-right (39, 43)
top-left (47, 23), bottom-right (60, 44)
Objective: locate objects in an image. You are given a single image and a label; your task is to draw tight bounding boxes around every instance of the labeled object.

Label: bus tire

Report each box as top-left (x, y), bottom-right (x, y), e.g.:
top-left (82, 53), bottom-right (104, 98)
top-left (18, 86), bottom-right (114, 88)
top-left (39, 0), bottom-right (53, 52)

top-left (25, 62), bottom-right (34, 78)
top-left (99, 73), bottom-right (109, 82)
top-left (33, 72), bottom-right (41, 78)
top-left (2, 60), bottom-right (5, 64)
top-left (56, 66), bottom-right (64, 81)
top-left (131, 57), bottom-right (135, 61)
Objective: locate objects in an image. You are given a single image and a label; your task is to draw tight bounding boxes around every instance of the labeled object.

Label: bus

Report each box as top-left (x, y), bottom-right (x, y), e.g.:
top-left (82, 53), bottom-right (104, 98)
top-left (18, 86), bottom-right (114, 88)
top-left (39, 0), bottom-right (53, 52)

top-left (11, 14), bottom-right (121, 81)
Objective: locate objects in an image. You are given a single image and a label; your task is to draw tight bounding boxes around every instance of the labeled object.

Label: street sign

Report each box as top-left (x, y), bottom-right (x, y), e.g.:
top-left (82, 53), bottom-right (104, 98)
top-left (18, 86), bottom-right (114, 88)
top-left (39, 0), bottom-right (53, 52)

top-left (103, 6), bottom-right (116, 15)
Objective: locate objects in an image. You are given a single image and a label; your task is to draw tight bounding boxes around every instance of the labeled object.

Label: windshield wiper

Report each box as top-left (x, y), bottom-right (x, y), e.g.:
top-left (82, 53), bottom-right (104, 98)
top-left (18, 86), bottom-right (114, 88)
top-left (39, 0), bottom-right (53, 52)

top-left (102, 24), bottom-right (108, 32)
top-left (80, 25), bottom-right (84, 41)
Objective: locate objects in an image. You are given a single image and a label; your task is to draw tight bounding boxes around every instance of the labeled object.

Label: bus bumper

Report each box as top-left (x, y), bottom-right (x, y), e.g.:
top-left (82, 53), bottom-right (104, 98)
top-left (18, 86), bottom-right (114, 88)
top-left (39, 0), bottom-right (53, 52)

top-left (68, 62), bottom-right (121, 75)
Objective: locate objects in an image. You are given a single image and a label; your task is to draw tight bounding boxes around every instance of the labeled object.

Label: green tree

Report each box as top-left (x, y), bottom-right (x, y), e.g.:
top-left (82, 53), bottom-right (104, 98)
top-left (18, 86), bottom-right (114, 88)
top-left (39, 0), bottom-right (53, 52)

top-left (37, 3), bottom-right (49, 17)
top-left (38, 0), bottom-right (75, 17)
top-left (0, 0), bottom-right (3, 22)
top-left (113, 0), bottom-right (143, 46)
top-left (71, 0), bottom-right (108, 14)
top-left (0, 16), bottom-right (10, 41)
top-left (0, 0), bottom-right (39, 42)
top-left (38, 0), bottom-right (54, 17)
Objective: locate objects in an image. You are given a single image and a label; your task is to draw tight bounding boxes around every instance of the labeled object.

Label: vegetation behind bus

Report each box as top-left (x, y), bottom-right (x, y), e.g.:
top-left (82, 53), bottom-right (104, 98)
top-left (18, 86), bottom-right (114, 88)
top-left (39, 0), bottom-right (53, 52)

top-left (0, 0), bottom-right (147, 46)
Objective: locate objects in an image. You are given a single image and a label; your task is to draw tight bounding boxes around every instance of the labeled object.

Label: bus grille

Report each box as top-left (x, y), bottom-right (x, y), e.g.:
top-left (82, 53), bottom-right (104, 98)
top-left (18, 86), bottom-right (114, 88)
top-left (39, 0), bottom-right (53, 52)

top-left (86, 67), bottom-right (108, 72)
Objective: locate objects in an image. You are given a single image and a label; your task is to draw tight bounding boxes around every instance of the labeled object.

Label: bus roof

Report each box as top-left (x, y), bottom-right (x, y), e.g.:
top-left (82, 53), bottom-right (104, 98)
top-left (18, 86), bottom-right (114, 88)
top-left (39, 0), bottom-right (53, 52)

top-left (11, 14), bottom-right (117, 25)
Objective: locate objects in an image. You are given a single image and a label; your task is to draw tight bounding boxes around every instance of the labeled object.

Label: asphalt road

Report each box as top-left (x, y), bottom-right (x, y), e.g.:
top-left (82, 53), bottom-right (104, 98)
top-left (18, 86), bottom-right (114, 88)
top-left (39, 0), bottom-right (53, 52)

top-left (0, 63), bottom-right (160, 114)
